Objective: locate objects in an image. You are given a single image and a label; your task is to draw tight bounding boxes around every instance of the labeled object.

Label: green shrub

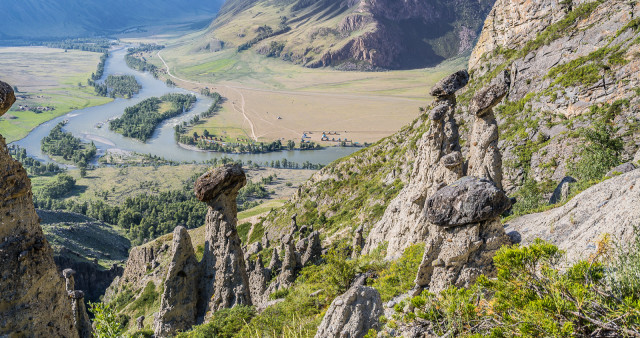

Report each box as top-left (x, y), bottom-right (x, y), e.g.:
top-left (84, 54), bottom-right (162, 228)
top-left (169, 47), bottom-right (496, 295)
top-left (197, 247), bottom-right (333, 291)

top-left (129, 281), bottom-right (160, 317)
top-left (372, 244), bottom-right (425, 302)
top-left (89, 302), bottom-right (124, 338)
top-left (175, 306), bottom-right (255, 338)
top-left (570, 115), bottom-right (623, 182)
top-left (394, 239), bottom-right (640, 337)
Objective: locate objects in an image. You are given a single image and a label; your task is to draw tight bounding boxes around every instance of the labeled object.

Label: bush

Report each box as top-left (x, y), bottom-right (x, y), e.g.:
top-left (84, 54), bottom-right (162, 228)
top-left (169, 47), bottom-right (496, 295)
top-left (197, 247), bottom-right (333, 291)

top-left (89, 302), bottom-right (124, 338)
top-left (394, 239), bottom-right (640, 337)
top-left (175, 306), bottom-right (255, 338)
top-left (372, 244), bottom-right (425, 302)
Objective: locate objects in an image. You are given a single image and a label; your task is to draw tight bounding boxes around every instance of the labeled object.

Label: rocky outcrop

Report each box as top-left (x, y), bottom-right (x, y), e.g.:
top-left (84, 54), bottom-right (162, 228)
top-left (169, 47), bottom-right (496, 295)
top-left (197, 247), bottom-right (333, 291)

top-left (364, 71), bottom-right (468, 258)
top-left (466, 0), bottom-right (640, 192)
top-left (467, 70), bottom-right (510, 188)
top-left (314, 281), bottom-right (383, 338)
top-left (155, 226), bottom-right (200, 337)
top-left (0, 81), bottom-right (83, 337)
top-left (506, 168), bottom-right (640, 263)
top-left (196, 165), bottom-right (252, 320)
top-left (415, 177), bottom-right (512, 293)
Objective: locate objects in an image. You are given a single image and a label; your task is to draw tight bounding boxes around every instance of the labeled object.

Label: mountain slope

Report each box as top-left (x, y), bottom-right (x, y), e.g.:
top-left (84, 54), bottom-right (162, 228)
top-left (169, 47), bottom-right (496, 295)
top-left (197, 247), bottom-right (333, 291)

top-left (197, 0), bottom-right (495, 69)
top-left (0, 0), bottom-right (224, 40)
top-left (254, 0), bottom-right (640, 257)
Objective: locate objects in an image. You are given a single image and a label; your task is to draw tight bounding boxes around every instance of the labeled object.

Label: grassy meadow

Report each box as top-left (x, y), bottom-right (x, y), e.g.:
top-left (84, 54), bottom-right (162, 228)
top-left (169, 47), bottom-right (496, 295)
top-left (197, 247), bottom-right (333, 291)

top-left (0, 47), bottom-right (112, 142)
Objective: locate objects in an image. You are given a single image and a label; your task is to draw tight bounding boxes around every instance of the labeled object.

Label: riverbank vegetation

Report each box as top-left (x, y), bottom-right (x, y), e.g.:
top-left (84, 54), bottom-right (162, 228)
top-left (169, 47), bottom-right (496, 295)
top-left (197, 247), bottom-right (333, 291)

top-left (91, 75), bottom-right (142, 98)
top-left (8, 145), bottom-right (64, 176)
top-left (41, 122), bottom-right (96, 172)
top-left (110, 94), bottom-right (196, 142)
top-left (125, 44), bottom-right (165, 78)
top-left (0, 46), bottom-right (113, 142)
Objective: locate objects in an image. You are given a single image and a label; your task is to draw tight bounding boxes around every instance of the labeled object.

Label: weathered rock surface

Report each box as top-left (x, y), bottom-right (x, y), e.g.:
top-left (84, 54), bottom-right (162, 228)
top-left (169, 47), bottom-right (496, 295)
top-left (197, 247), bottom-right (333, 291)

top-left (365, 71), bottom-right (468, 258)
top-left (605, 162), bottom-right (636, 178)
top-left (467, 70), bottom-right (510, 187)
top-left (0, 81), bottom-right (15, 113)
top-left (314, 283), bottom-right (383, 338)
top-left (197, 165), bottom-right (252, 320)
top-left (424, 177), bottom-right (512, 227)
top-left (155, 226), bottom-right (200, 337)
top-left (248, 256), bottom-right (270, 308)
top-left (429, 70), bottom-right (470, 98)
top-left (0, 81), bottom-right (82, 337)
top-left (506, 168), bottom-right (640, 264)
top-left (467, 0), bottom-right (640, 193)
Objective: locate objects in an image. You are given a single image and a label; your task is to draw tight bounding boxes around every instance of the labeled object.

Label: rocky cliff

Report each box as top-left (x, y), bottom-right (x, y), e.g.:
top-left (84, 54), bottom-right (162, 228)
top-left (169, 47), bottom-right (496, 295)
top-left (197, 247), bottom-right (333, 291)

top-left (463, 0), bottom-right (640, 194)
top-left (0, 81), bottom-right (88, 337)
top-left (202, 0), bottom-right (495, 69)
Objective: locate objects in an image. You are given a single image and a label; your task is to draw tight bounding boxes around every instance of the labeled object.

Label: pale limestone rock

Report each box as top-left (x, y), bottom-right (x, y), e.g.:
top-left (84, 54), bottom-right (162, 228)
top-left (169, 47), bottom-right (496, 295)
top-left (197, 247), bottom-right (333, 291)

top-left (364, 72), bottom-right (468, 258)
top-left (0, 81), bottom-right (81, 337)
top-left (154, 226), bottom-right (200, 337)
top-left (314, 284), bottom-right (383, 338)
top-left (196, 165), bottom-right (251, 320)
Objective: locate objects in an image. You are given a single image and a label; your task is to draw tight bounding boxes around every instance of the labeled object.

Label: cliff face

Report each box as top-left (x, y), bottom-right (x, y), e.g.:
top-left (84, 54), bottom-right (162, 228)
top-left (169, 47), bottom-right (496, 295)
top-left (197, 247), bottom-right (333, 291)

top-left (205, 0), bottom-right (494, 69)
top-left (0, 81), bottom-right (80, 337)
top-left (463, 0), bottom-right (640, 193)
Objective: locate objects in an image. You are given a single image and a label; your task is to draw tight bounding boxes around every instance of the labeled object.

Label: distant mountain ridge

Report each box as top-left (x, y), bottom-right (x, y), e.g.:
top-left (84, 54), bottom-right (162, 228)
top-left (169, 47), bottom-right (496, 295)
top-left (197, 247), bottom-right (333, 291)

top-left (0, 0), bottom-right (225, 40)
top-left (200, 0), bottom-right (495, 69)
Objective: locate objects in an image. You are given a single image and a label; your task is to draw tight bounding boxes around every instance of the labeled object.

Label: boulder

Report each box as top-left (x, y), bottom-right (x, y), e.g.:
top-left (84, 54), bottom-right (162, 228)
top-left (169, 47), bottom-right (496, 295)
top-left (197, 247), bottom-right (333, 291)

top-left (549, 176), bottom-right (577, 204)
top-left (314, 284), bottom-right (383, 338)
top-left (429, 70), bottom-right (469, 98)
top-left (0, 80), bottom-right (16, 115)
top-left (424, 177), bottom-right (512, 227)
top-left (468, 70), bottom-right (511, 116)
top-left (155, 226), bottom-right (200, 337)
top-left (605, 162), bottom-right (636, 178)
top-left (197, 165), bottom-right (252, 320)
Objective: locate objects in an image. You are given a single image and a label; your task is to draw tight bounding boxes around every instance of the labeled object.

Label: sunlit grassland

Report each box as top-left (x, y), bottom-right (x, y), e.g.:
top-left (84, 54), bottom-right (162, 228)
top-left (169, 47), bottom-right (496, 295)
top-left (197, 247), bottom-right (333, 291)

top-left (0, 47), bottom-right (113, 142)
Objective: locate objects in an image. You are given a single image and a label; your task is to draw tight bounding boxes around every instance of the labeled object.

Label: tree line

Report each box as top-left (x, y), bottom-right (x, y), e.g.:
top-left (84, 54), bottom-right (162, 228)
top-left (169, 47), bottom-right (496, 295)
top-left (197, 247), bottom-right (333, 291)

top-left (41, 122), bottom-right (96, 175)
top-left (110, 94), bottom-right (197, 142)
top-left (8, 146), bottom-right (64, 176)
top-left (91, 75), bottom-right (142, 98)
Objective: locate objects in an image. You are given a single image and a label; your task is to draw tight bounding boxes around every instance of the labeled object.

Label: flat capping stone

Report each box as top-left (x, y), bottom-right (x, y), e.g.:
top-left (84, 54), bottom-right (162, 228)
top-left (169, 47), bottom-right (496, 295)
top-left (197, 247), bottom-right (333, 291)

top-left (194, 164), bottom-right (246, 202)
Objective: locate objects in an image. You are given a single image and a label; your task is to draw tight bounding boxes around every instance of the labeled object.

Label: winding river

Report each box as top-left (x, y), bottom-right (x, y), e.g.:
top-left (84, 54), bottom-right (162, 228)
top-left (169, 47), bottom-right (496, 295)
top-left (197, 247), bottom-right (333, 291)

top-left (12, 46), bottom-right (359, 165)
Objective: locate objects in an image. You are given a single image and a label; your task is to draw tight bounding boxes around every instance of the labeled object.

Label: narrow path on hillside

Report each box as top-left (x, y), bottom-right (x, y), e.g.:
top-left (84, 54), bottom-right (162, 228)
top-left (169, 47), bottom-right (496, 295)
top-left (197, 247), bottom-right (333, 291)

top-left (158, 51), bottom-right (258, 141)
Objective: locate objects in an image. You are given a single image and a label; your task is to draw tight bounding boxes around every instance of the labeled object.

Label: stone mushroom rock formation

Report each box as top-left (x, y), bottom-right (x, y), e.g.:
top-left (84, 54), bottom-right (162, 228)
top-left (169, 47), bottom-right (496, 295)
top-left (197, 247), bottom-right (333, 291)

top-left (415, 177), bottom-right (512, 294)
top-left (279, 235), bottom-right (298, 286)
top-left (63, 269), bottom-right (93, 338)
top-left (467, 70), bottom-right (511, 189)
top-left (0, 81), bottom-right (82, 337)
top-left (424, 177), bottom-right (513, 227)
top-left (195, 165), bottom-right (252, 320)
top-left (314, 283), bottom-right (384, 338)
top-left (364, 71), bottom-right (469, 259)
top-left (154, 226), bottom-right (200, 337)
top-left (268, 245), bottom-right (282, 273)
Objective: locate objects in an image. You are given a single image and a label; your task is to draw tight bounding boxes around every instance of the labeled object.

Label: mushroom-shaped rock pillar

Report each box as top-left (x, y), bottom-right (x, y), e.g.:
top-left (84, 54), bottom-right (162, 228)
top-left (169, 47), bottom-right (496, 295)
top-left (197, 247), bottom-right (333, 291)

top-left (363, 70), bottom-right (469, 259)
top-left (195, 165), bottom-right (252, 320)
top-left (415, 177), bottom-right (512, 294)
